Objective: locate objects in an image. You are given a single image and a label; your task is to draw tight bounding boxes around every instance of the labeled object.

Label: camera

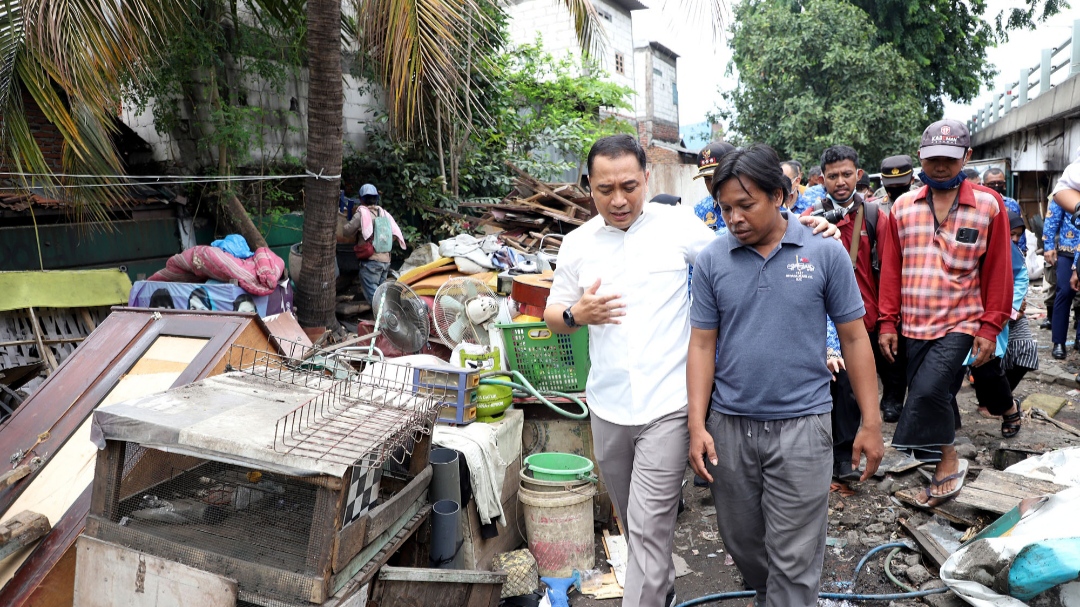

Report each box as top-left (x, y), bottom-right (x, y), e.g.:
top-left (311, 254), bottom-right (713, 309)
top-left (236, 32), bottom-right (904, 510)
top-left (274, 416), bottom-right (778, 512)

top-left (810, 204), bottom-right (850, 225)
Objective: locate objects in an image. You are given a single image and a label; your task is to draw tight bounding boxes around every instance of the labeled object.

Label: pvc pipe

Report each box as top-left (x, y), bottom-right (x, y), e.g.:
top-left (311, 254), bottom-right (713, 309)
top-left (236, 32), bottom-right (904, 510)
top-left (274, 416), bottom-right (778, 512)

top-left (430, 499), bottom-right (464, 569)
top-left (429, 448), bottom-right (461, 506)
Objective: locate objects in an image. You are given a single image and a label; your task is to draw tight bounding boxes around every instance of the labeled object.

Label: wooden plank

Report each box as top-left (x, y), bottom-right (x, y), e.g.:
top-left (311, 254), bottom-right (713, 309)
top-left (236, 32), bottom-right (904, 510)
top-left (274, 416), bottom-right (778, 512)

top-left (900, 518), bottom-right (950, 570)
top-left (307, 484), bottom-right (346, 584)
top-left (332, 514), bottom-right (369, 574)
top-left (73, 536), bottom-right (238, 607)
top-left (0, 466), bottom-right (31, 492)
top-left (0, 511), bottom-right (51, 562)
top-left (954, 469), bottom-right (1068, 514)
top-left (88, 441), bottom-right (125, 520)
top-left (79, 309), bottom-right (97, 333)
top-left (378, 566), bottom-right (507, 585)
top-left (893, 488), bottom-right (983, 527)
top-left (86, 516), bottom-right (326, 604)
top-left (26, 307), bottom-right (58, 372)
top-left (332, 501), bottom-right (428, 594)
top-left (363, 466), bottom-right (432, 546)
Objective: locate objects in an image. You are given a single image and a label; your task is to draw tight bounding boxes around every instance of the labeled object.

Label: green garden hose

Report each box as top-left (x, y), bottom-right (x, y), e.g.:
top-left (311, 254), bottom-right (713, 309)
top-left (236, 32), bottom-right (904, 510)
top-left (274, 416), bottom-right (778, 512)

top-left (885, 547), bottom-right (918, 593)
top-left (478, 370), bottom-right (589, 419)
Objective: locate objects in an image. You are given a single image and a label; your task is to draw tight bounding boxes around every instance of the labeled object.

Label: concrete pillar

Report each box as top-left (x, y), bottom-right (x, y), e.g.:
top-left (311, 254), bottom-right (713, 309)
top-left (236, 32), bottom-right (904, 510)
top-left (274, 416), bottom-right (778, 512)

top-left (985, 102), bottom-right (994, 124)
top-left (1019, 68), bottom-right (1029, 106)
top-left (1042, 48), bottom-right (1053, 95)
top-left (1003, 92), bottom-right (1013, 115)
top-left (993, 93), bottom-right (1002, 120)
top-left (1072, 19), bottom-right (1080, 77)
top-left (975, 110), bottom-right (983, 130)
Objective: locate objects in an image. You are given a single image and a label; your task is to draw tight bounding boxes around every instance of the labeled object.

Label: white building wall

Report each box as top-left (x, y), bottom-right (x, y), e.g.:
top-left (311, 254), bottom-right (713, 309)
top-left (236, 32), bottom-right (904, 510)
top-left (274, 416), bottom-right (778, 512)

top-left (121, 70), bottom-right (380, 169)
top-left (505, 0), bottom-right (637, 100)
top-left (650, 53), bottom-right (678, 124)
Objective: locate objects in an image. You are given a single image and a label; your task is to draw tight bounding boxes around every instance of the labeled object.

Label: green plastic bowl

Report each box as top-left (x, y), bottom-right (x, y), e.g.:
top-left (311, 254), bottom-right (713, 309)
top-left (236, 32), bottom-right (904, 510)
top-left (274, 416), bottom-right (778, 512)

top-left (523, 452), bottom-right (595, 482)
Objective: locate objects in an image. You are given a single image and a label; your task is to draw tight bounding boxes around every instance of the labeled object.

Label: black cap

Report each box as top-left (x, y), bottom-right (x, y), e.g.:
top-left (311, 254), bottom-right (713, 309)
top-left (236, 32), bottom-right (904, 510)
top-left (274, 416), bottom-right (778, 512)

top-left (695, 142), bottom-right (735, 180)
top-left (880, 155), bottom-right (914, 186)
top-left (857, 174), bottom-right (871, 189)
top-left (650, 193), bottom-right (681, 206)
top-left (1008, 211), bottom-right (1026, 232)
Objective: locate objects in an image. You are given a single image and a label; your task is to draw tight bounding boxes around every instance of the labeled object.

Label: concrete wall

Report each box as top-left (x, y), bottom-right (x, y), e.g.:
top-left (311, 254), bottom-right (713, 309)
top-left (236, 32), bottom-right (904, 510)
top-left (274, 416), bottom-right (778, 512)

top-left (647, 50), bottom-right (678, 125)
top-left (647, 162), bottom-right (703, 205)
top-left (505, 0), bottom-right (637, 93)
top-left (121, 70), bottom-right (380, 171)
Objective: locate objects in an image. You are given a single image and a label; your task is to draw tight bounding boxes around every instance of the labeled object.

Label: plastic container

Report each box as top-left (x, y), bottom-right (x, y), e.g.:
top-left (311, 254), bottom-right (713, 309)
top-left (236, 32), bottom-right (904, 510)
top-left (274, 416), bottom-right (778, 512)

top-left (518, 483), bottom-right (596, 577)
top-left (523, 452), bottom-right (595, 482)
top-left (496, 322), bottom-right (590, 393)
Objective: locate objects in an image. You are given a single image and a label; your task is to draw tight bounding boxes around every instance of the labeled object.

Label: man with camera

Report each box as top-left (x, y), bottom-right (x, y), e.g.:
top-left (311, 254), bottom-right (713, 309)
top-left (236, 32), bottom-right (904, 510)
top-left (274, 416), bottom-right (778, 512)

top-left (802, 145), bottom-right (894, 478)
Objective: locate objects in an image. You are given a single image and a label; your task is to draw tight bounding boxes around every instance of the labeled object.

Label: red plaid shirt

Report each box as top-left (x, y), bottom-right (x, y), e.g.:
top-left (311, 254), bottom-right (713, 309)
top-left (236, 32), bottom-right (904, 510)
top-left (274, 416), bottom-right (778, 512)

top-left (878, 181), bottom-right (1012, 342)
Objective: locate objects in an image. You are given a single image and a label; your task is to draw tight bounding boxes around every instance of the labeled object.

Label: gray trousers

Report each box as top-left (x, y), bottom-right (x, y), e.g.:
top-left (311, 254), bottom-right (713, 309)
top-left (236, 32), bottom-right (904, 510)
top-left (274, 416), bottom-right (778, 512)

top-left (705, 412), bottom-right (833, 607)
top-left (591, 408), bottom-right (688, 607)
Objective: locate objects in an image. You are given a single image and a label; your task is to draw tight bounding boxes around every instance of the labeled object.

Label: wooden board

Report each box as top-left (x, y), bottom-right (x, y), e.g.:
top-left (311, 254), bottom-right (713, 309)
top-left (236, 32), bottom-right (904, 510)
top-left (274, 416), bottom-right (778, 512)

top-left (411, 271), bottom-right (497, 296)
top-left (893, 488), bottom-right (984, 527)
top-left (73, 536), bottom-right (238, 607)
top-left (954, 469), bottom-right (1068, 515)
top-left (370, 566), bottom-right (505, 607)
top-left (899, 518), bottom-right (951, 570)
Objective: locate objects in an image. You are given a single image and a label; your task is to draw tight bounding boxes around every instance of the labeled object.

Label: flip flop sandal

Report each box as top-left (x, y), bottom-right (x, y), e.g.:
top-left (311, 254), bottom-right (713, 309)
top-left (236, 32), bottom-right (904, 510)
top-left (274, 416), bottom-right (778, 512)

top-left (1002, 401), bottom-right (1023, 438)
top-left (917, 459), bottom-right (970, 507)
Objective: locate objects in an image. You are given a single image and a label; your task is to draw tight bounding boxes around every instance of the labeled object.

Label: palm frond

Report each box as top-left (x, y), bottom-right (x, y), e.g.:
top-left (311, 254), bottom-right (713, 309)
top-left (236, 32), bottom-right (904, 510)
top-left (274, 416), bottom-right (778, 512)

top-left (0, 0), bottom-right (23, 111)
top-left (558, 0), bottom-right (604, 58)
top-left (357, 0), bottom-right (480, 136)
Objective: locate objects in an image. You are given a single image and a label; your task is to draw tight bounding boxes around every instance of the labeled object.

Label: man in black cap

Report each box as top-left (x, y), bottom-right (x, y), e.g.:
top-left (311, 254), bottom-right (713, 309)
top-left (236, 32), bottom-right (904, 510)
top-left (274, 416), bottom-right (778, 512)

top-left (693, 142), bottom-right (736, 231)
top-left (873, 154), bottom-right (915, 423)
top-left (877, 155), bottom-right (914, 215)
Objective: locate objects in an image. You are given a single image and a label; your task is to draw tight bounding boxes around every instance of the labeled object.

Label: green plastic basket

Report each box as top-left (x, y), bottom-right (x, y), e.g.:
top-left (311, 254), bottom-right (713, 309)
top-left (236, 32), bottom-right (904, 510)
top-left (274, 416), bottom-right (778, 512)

top-left (497, 322), bottom-right (590, 393)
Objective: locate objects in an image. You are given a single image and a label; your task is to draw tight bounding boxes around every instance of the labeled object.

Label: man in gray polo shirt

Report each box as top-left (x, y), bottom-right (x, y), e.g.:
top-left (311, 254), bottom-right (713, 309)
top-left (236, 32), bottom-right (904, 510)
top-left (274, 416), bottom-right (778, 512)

top-left (687, 145), bottom-right (884, 607)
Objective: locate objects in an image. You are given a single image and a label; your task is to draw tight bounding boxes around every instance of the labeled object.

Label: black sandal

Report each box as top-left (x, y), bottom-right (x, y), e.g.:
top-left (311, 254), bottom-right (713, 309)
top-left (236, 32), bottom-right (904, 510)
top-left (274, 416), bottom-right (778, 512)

top-left (1002, 399), bottom-right (1022, 438)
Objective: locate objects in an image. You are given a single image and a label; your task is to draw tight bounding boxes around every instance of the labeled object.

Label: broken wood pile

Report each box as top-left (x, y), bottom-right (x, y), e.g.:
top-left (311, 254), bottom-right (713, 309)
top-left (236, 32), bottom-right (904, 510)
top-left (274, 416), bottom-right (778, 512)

top-left (459, 163), bottom-right (593, 255)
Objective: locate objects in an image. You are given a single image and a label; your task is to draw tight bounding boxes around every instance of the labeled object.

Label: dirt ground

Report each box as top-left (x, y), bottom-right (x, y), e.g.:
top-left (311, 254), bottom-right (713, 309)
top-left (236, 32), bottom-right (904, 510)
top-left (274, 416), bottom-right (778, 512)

top-left (571, 312), bottom-right (1080, 607)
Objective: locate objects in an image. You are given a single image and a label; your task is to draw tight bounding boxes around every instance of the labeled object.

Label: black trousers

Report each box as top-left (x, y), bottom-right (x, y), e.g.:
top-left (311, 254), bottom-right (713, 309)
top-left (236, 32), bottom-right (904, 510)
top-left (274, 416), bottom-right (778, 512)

top-left (830, 370), bottom-right (861, 464)
top-left (871, 331), bottom-right (907, 407)
top-left (892, 333), bottom-right (974, 462)
top-left (970, 357), bottom-right (1015, 416)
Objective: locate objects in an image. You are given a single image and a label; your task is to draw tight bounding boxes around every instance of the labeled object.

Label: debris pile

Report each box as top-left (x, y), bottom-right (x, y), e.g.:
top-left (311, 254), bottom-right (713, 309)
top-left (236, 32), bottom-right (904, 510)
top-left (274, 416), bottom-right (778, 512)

top-left (460, 163), bottom-right (593, 255)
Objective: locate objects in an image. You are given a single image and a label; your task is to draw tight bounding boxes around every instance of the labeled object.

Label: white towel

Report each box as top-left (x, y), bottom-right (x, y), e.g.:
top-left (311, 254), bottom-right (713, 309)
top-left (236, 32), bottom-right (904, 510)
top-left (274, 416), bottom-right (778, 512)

top-left (433, 422), bottom-right (508, 526)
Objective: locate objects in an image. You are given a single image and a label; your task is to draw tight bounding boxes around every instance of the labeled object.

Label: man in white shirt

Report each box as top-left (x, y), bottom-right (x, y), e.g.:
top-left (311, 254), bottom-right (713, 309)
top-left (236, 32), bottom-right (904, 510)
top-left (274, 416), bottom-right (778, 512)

top-left (544, 135), bottom-right (837, 607)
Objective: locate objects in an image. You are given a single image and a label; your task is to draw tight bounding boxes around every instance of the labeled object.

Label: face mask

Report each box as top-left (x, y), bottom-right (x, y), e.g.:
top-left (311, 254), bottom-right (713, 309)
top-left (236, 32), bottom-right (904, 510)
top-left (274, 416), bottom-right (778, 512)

top-left (885, 186), bottom-right (909, 202)
top-left (826, 193), bottom-right (855, 206)
top-left (917, 170), bottom-right (966, 191)
top-left (986, 182), bottom-right (1007, 195)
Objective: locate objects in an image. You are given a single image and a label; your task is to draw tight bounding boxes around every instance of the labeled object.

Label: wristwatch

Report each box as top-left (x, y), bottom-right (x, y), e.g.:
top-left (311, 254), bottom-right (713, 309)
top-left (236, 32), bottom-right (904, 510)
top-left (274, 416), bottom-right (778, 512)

top-left (563, 306), bottom-right (578, 328)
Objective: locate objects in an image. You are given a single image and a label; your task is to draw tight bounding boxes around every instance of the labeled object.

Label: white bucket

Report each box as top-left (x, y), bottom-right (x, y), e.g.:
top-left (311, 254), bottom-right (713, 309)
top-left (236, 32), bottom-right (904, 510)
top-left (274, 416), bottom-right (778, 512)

top-left (517, 483), bottom-right (596, 577)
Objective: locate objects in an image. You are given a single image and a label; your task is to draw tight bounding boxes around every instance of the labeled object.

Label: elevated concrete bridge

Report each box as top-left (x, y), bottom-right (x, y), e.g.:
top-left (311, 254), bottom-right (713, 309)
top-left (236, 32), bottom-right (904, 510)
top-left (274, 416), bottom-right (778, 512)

top-left (969, 20), bottom-right (1080, 216)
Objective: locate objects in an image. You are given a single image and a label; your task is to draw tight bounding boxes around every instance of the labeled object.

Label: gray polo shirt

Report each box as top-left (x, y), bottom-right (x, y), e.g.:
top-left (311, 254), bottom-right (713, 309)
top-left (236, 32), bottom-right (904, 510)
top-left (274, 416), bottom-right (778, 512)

top-left (690, 216), bottom-right (865, 420)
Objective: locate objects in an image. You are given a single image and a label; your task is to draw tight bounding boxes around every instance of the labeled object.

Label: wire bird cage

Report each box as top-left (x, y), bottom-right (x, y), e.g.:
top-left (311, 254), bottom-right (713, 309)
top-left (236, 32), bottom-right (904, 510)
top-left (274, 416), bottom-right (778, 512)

top-left (86, 341), bottom-right (451, 606)
top-left (228, 342), bottom-right (448, 469)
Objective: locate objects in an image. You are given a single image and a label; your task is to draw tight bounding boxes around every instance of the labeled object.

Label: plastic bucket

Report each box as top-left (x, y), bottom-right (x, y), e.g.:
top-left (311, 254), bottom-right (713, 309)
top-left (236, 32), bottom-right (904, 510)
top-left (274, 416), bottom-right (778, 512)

top-left (523, 452), bottom-right (595, 482)
top-left (519, 466), bottom-right (594, 493)
top-left (518, 483), bottom-right (596, 577)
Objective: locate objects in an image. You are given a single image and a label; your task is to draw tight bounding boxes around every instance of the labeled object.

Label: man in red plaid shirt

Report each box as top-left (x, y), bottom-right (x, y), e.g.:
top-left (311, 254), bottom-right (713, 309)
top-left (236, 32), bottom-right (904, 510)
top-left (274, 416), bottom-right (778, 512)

top-left (878, 119), bottom-right (1013, 507)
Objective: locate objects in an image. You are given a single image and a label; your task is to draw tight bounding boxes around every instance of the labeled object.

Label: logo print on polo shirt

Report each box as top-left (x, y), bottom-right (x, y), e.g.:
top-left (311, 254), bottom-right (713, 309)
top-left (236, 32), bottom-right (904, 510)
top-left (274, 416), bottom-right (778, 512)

top-left (786, 254), bottom-right (815, 282)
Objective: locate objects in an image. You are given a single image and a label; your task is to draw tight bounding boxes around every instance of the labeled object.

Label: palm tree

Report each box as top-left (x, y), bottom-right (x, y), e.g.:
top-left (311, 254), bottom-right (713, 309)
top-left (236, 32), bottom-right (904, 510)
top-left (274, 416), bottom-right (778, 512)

top-left (0, 0), bottom-right (602, 330)
top-left (0, 0), bottom-right (183, 224)
top-left (296, 0), bottom-right (606, 329)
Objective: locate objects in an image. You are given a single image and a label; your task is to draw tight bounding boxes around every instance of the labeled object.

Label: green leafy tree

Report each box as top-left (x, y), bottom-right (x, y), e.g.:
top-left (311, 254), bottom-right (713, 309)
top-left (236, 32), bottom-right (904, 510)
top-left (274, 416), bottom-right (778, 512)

top-left (836, 0), bottom-right (1066, 117)
top-left (493, 39), bottom-right (636, 181)
top-left (724, 0), bottom-right (926, 170)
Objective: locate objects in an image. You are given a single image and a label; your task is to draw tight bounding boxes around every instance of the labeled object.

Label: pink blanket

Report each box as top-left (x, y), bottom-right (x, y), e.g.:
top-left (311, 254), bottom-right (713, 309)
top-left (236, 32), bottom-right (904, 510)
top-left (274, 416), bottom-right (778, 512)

top-left (149, 245), bottom-right (285, 296)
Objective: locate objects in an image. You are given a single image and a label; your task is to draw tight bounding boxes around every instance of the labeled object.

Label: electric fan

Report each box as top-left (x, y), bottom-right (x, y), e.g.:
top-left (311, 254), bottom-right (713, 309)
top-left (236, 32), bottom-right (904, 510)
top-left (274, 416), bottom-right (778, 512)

top-left (432, 277), bottom-right (502, 347)
top-left (327, 281), bottom-right (429, 364)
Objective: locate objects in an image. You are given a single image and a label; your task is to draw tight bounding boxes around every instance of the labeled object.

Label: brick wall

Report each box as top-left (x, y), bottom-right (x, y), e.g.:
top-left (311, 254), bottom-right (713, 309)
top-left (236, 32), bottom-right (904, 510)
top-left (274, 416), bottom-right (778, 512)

top-left (644, 145), bottom-right (681, 165)
top-left (0, 87), bottom-right (65, 173)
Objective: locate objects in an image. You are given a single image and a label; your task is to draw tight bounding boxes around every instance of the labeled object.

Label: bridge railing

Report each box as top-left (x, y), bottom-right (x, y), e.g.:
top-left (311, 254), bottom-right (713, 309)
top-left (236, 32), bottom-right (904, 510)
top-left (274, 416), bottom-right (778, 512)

top-left (969, 19), bottom-right (1080, 134)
